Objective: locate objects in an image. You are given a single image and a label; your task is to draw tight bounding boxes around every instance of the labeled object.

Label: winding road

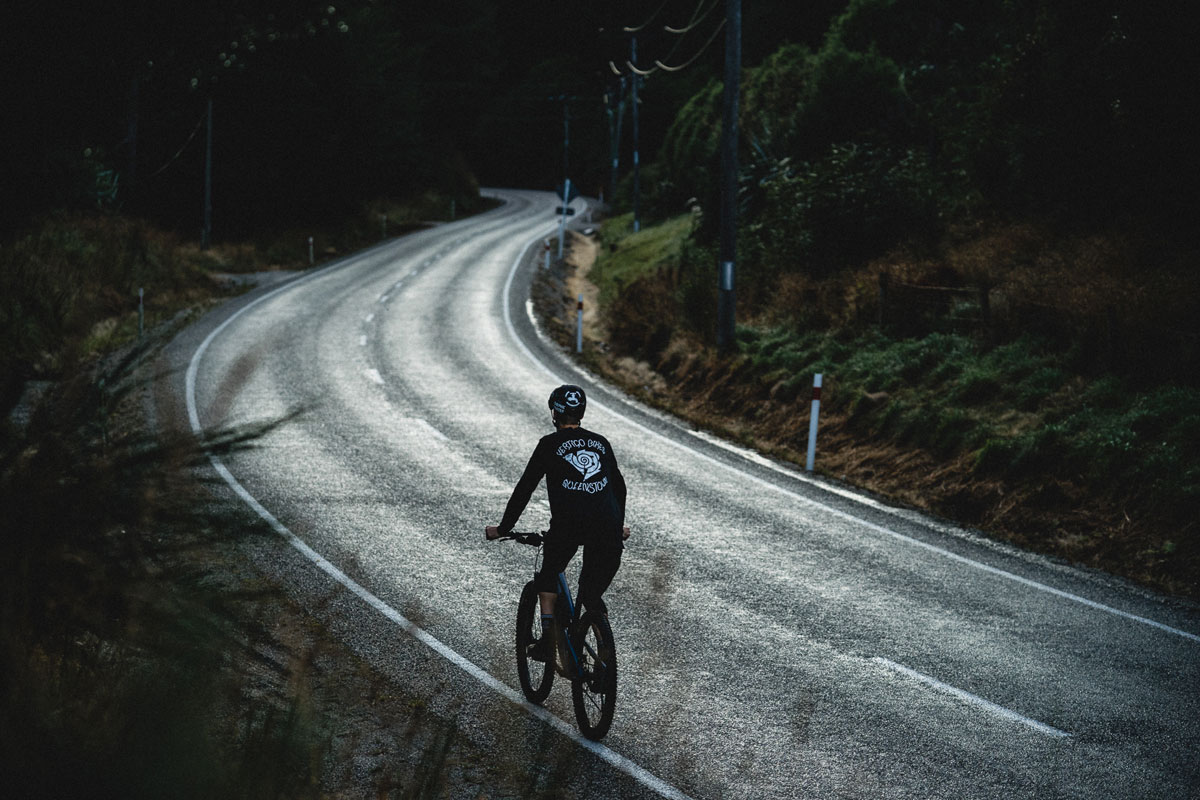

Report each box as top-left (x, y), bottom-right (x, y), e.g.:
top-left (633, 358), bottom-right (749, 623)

top-left (161, 189), bottom-right (1200, 799)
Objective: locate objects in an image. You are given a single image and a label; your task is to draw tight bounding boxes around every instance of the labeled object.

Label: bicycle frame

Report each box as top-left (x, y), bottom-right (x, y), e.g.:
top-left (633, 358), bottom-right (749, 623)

top-left (553, 572), bottom-right (583, 678)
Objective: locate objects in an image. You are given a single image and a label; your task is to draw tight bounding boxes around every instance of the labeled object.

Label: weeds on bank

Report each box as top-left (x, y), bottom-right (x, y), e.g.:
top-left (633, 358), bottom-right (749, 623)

top-left (736, 326), bottom-right (1200, 516)
top-left (0, 338), bottom-right (336, 798)
top-left (582, 214), bottom-right (1200, 594)
top-left (0, 193), bottom-right (495, 414)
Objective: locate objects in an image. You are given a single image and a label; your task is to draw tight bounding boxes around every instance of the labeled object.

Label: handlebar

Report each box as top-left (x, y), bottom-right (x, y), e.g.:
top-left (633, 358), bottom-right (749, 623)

top-left (486, 529), bottom-right (544, 546)
top-left (485, 527), bottom-right (631, 543)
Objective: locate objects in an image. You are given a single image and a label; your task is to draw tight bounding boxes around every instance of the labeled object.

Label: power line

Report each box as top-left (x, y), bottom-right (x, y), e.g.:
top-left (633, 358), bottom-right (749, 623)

top-left (654, 18), bottom-right (725, 72)
top-left (146, 112), bottom-right (206, 178)
top-left (622, 0), bottom-right (672, 33)
top-left (664, 0), bottom-right (719, 35)
top-left (609, 0), bottom-right (725, 78)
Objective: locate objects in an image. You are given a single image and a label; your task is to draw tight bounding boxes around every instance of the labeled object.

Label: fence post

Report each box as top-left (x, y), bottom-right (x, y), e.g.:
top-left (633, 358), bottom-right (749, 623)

top-left (806, 373), bottom-right (823, 472)
top-left (576, 294), bottom-right (584, 353)
top-left (878, 272), bottom-right (889, 327)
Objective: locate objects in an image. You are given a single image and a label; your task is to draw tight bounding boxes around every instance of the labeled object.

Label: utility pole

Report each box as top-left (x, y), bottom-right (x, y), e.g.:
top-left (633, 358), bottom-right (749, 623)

top-left (716, 0), bottom-right (741, 352)
top-left (201, 96), bottom-right (213, 250)
top-left (631, 34), bottom-right (641, 233)
top-left (606, 77), bottom-right (626, 206)
top-left (562, 96), bottom-right (570, 190)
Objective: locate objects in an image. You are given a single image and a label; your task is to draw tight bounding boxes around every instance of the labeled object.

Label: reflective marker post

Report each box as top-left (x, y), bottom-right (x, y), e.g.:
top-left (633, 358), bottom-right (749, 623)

top-left (138, 288), bottom-right (144, 338)
top-left (806, 373), bottom-right (823, 472)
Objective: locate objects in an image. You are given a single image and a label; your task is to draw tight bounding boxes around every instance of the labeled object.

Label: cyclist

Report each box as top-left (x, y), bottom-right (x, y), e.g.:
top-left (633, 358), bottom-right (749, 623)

top-left (486, 384), bottom-right (627, 661)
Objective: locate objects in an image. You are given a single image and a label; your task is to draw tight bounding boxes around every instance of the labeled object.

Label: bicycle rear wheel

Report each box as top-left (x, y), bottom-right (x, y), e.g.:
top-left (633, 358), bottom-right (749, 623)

top-left (571, 611), bottom-right (617, 740)
top-left (516, 581), bottom-right (554, 703)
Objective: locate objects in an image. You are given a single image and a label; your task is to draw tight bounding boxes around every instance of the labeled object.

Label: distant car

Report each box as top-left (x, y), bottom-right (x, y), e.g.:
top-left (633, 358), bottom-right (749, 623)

top-left (555, 206), bottom-right (576, 216)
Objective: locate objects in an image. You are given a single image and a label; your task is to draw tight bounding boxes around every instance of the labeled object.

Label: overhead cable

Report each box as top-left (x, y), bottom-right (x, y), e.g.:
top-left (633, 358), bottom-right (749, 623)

top-left (146, 113), bottom-right (206, 178)
top-left (664, 0), bottom-right (719, 35)
top-left (654, 18), bottom-right (726, 72)
top-left (622, 0), bottom-right (672, 33)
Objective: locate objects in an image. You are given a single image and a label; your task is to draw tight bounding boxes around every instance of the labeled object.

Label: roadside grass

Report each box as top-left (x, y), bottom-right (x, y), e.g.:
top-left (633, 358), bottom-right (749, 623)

top-left (0, 192), bottom-right (495, 415)
top-left (590, 212), bottom-right (695, 308)
top-left (734, 325), bottom-right (1200, 518)
top-left (581, 212), bottom-right (1200, 595)
top-left (0, 340), bottom-right (333, 798)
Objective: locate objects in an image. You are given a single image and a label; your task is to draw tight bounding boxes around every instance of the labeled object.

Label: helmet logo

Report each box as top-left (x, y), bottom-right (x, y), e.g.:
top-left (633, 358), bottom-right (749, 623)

top-left (564, 390), bottom-right (582, 408)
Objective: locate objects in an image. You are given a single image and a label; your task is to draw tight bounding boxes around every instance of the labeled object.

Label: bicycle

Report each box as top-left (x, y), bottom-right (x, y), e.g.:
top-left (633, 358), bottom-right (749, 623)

top-left (486, 529), bottom-right (618, 740)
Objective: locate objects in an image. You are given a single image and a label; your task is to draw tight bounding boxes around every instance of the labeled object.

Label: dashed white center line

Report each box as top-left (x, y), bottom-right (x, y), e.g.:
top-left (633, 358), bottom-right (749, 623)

top-left (401, 417), bottom-right (449, 442)
top-left (872, 657), bottom-right (1072, 738)
top-left (359, 335), bottom-right (367, 347)
top-left (364, 368), bottom-right (384, 385)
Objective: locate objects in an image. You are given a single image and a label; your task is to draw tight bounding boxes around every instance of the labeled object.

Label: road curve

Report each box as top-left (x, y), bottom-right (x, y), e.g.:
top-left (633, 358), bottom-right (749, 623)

top-left (166, 189), bottom-right (1200, 799)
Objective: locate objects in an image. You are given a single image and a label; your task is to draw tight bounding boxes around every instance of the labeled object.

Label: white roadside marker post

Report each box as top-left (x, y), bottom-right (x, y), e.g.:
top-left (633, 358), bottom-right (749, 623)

top-left (806, 373), bottom-right (823, 472)
top-left (308, 236), bottom-right (314, 265)
top-left (544, 239), bottom-right (551, 269)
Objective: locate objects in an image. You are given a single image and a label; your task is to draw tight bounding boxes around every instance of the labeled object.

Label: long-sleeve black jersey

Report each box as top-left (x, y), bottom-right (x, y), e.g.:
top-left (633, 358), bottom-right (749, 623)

top-left (497, 426), bottom-right (626, 543)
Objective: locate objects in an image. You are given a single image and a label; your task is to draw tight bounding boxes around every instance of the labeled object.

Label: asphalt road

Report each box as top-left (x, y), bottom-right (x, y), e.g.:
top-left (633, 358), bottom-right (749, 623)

top-left (164, 189), bottom-right (1200, 799)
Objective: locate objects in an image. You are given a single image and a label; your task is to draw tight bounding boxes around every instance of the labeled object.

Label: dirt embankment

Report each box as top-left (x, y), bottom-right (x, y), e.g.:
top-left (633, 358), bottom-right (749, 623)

top-left (536, 231), bottom-right (1197, 601)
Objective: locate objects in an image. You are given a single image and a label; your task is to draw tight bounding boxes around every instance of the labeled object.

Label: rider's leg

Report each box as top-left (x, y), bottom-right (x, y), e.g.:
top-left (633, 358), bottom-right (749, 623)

top-left (577, 535), bottom-right (623, 616)
top-left (536, 536), bottom-right (578, 619)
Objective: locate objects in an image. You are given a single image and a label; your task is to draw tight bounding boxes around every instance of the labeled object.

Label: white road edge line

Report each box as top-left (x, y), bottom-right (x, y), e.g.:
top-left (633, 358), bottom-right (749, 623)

top-left (872, 657), bottom-right (1072, 738)
top-left (501, 225), bottom-right (1200, 646)
top-left (185, 223), bottom-right (698, 800)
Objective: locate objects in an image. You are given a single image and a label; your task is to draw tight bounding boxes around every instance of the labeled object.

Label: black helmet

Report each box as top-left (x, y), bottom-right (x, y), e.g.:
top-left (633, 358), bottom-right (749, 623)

top-left (548, 384), bottom-right (586, 419)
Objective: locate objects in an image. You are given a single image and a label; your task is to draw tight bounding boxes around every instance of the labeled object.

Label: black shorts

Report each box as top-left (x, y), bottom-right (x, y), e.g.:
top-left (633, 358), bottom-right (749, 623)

top-left (535, 531), bottom-right (623, 615)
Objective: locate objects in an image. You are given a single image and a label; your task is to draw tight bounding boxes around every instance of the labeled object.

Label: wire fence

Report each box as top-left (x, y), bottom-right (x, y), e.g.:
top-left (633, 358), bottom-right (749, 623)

top-left (876, 272), bottom-right (1200, 381)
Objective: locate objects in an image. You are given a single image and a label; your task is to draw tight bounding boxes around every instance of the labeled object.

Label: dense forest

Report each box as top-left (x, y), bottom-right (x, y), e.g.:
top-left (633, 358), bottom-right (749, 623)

top-left (632, 0), bottom-right (1200, 292)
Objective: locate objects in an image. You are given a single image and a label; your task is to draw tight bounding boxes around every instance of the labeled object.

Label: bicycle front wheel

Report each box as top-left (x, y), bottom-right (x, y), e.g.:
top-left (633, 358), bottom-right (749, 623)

top-left (571, 611), bottom-right (617, 740)
top-left (516, 581), bottom-right (554, 703)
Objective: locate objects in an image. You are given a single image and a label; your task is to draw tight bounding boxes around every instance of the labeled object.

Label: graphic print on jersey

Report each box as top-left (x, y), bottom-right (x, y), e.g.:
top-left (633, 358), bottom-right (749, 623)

top-left (564, 449), bottom-right (601, 480)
